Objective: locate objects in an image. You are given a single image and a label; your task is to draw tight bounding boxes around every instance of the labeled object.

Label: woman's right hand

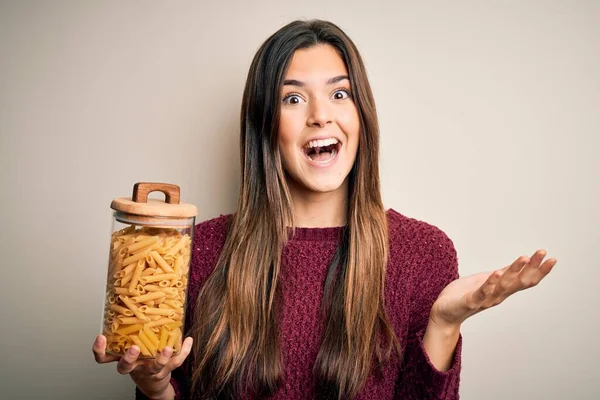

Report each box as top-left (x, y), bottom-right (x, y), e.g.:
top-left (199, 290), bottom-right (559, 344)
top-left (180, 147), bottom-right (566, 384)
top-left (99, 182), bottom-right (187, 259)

top-left (92, 334), bottom-right (193, 400)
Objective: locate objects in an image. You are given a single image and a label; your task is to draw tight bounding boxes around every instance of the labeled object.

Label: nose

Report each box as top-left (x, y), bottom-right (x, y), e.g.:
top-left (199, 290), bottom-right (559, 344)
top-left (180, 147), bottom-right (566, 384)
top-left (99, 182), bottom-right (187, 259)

top-left (306, 97), bottom-right (332, 128)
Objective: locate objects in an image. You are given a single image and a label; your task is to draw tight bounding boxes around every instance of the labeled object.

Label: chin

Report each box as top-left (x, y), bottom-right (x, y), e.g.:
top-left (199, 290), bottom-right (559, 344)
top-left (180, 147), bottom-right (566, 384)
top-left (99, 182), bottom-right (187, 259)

top-left (303, 177), bottom-right (347, 194)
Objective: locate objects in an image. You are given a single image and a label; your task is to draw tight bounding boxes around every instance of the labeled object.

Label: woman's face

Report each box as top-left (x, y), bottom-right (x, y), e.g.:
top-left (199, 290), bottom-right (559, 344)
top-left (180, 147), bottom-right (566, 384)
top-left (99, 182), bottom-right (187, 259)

top-left (278, 44), bottom-right (360, 196)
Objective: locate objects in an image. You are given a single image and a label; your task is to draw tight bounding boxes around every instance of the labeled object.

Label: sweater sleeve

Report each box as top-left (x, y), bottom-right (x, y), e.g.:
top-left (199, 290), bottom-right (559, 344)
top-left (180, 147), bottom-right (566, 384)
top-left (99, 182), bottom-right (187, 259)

top-left (395, 226), bottom-right (462, 399)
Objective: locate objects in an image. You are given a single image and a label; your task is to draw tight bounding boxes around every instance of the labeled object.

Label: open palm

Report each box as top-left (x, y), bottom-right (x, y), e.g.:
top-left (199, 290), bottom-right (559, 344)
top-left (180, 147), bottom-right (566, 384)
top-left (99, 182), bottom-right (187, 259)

top-left (430, 250), bottom-right (557, 328)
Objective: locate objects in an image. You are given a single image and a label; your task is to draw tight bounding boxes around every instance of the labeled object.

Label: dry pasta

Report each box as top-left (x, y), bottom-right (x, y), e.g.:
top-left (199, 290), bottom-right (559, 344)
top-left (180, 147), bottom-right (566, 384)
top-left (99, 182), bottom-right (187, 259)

top-left (102, 225), bottom-right (191, 358)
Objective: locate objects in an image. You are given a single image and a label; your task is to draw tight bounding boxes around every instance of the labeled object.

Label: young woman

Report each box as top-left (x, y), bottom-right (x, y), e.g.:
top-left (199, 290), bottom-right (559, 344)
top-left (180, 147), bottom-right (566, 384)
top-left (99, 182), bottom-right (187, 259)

top-left (93, 19), bottom-right (556, 399)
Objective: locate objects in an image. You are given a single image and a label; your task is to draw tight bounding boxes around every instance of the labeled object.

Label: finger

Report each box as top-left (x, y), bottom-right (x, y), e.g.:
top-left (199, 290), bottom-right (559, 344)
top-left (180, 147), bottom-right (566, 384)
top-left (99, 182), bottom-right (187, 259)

top-left (471, 270), bottom-right (503, 306)
top-left (539, 258), bottom-right (557, 275)
top-left (520, 257), bottom-right (557, 288)
top-left (524, 249), bottom-right (547, 270)
top-left (517, 250), bottom-right (548, 285)
top-left (93, 335), bottom-right (121, 364)
top-left (493, 256), bottom-right (529, 296)
top-left (116, 345), bottom-right (142, 375)
top-left (146, 346), bottom-right (173, 375)
top-left (506, 255), bottom-right (530, 275)
top-left (166, 337), bottom-right (194, 370)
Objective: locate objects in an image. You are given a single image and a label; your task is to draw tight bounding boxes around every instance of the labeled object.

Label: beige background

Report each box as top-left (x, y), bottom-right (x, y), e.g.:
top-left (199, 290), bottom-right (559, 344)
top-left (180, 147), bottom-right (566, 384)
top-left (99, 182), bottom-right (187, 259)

top-left (1, 0), bottom-right (598, 399)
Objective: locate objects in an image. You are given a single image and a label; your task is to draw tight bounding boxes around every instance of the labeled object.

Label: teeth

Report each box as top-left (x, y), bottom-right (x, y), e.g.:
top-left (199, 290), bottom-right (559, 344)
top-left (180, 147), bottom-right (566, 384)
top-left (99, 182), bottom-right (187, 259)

top-left (305, 138), bottom-right (339, 149)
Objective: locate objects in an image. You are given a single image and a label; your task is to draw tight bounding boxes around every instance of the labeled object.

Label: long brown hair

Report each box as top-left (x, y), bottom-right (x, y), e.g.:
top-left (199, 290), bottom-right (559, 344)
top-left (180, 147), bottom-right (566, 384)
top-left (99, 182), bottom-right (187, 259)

top-left (190, 19), bottom-right (400, 399)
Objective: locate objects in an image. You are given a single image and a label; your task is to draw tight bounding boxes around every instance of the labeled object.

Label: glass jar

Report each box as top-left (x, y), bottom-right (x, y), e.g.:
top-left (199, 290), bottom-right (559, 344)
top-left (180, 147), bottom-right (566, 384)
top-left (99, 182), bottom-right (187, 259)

top-left (101, 182), bottom-right (197, 358)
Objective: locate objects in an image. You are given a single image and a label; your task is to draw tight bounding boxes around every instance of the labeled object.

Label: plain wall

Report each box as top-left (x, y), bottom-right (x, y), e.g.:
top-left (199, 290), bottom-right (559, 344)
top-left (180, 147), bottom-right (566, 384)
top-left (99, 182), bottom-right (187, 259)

top-left (1, 1), bottom-right (598, 398)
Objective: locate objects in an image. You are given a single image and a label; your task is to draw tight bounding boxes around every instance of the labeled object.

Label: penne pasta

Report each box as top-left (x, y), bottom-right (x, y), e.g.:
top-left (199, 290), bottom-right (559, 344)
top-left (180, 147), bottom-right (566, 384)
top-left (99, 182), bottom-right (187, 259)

top-left (150, 251), bottom-right (174, 273)
top-left (118, 296), bottom-right (149, 321)
top-left (166, 235), bottom-right (188, 257)
top-left (141, 268), bottom-right (157, 277)
top-left (139, 274), bottom-right (177, 284)
top-left (145, 318), bottom-right (173, 328)
top-left (158, 327), bottom-right (169, 352)
top-left (163, 299), bottom-right (183, 309)
top-left (110, 304), bottom-right (133, 317)
top-left (109, 304), bottom-right (134, 317)
top-left (115, 323), bottom-right (144, 335)
top-left (146, 254), bottom-right (158, 270)
top-left (132, 291), bottom-right (166, 303)
top-left (122, 250), bottom-right (150, 268)
top-left (103, 225), bottom-right (192, 358)
top-left (166, 328), bottom-right (181, 349)
top-left (139, 329), bottom-right (158, 356)
top-left (143, 327), bottom-right (160, 349)
top-left (113, 287), bottom-right (140, 296)
top-left (117, 316), bottom-right (148, 325)
top-left (128, 260), bottom-right (146, 293)
top-left (142, 284), bottom-right (163, 292)
top-left (139, 306), bottom-right (176, 317)
top-left (127, 237), bottom-right (159, 254)
top-left (165, 321), bottom-right (183, 330)
top-left (130, 335), bottom-right (152, 357)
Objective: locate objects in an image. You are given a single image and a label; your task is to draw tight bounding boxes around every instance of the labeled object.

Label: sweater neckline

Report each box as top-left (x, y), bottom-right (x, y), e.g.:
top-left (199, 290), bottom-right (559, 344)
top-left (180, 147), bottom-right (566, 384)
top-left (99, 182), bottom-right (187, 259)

top-left (287, 225), bottom-right (344, 242)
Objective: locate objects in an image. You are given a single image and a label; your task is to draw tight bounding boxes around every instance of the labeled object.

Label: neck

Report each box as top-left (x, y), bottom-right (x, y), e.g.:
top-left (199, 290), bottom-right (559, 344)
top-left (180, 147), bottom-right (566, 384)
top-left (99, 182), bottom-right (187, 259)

top-left (287, 179), bottom-right (349, 228)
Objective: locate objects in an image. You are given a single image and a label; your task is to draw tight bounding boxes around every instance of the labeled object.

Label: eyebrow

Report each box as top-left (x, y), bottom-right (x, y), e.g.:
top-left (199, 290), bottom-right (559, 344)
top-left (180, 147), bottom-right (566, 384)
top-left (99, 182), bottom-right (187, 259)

top-left (283, 75), bottom-right (349, 87)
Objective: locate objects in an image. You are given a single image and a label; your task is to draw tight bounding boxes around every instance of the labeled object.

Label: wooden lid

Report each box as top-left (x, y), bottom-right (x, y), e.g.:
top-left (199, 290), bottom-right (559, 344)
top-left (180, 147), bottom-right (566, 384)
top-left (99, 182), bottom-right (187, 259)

top-left (110, 182), bottom-right (197, 218)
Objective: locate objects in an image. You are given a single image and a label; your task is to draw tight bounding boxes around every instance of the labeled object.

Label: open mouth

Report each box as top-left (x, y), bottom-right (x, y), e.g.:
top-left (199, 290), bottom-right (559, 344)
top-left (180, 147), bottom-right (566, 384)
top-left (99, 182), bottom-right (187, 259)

top-left (302, 139), bottom-right (342, 164)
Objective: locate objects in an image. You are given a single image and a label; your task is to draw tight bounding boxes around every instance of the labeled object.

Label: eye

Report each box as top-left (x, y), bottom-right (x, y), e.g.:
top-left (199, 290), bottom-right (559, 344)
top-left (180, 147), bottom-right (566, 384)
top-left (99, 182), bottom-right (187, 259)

top-left (282, 93), bottom-right (305, 105)
top-left (332, 88), bottom-right (352, 101)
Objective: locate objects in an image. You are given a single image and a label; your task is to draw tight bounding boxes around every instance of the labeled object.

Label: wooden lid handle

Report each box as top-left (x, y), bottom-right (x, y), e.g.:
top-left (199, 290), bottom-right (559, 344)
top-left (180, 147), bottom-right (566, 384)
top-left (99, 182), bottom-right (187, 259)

top-left (132, 182), bottom-right (181, 205)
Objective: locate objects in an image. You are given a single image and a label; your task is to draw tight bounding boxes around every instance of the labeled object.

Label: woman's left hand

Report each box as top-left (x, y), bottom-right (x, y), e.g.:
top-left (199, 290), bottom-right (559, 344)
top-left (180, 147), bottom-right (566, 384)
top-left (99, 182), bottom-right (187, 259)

top-left (430, 249), bottom-right (557, 329)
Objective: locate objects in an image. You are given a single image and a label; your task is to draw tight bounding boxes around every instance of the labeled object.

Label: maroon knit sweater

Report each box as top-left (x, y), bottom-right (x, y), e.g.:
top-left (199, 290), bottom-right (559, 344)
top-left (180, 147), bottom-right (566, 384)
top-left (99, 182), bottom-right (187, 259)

top-left (136, 209), bottom-right (462, 399)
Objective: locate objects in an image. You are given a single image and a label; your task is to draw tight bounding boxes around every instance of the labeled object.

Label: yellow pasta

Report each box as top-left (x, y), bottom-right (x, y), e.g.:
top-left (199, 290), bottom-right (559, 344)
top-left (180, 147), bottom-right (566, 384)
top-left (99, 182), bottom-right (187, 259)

top-left (146, 254), bottom-right (158, 270)
top-left (115, 323), bottom-right (144, 335)
top-left (150, 251), bottom-right (174, 273)
top-left (102, 225), bottom-right (192, 358)
top-left (166, 235), bottom-right (188, 257)
top-left (128, 260), bottom-right (146, 293)
top-left (164, 321), bottom-right (182, 330)
top-left (138, 329), bottom-right (158, 355)
top-left (141, 268), bottom-right (157, 277)
top-left (113, 287), bottom-right (141, 296)
top-left (127, 236), bottom-right (159, 253)
top-left (139, 306), bottom-right (176, 317)
top-left (130, 335), bottom-right (152, 357)
top-left (117, 316), bottom-right (148, 325)
top-left (132, 291), bottom-right (165, 303)
top-left (145, 318), bottom-right (173, 328)
top-left (109, 304), bottom-right (134, 317)
top-left (143, 284), bottom-right (163, 292)
top-left (166, 328), bottom-right (181, 349)
top-left (158, 327), bottom-right (169, 352)
top-left (171, 313), bottom-right (183, 321)
top-left (171, 255), bottom-right (183, 286)
top-left (122, 249), bottom-right (152, 266)
top-left (139, 274), bottom-right (177, 284)
top-left (119, 295), bottom-right (149, 321)
top-left (143, 327), bottom-right (160, 349)
top-left (163, 299), bottom-right (183, 309)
